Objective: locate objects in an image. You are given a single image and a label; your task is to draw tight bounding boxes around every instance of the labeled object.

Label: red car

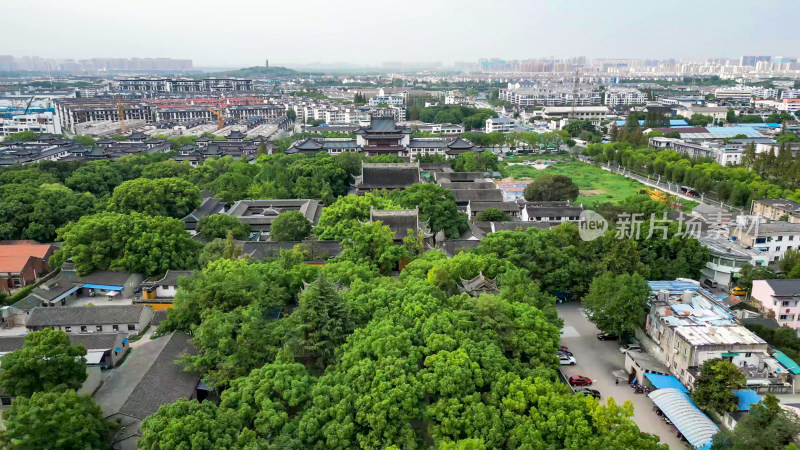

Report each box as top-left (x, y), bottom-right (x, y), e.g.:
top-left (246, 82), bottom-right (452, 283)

top-left (569, 375), bottom-right (593, 386)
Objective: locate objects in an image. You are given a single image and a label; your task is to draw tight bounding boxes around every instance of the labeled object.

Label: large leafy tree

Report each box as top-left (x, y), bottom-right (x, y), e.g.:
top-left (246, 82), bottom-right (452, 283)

top-left (51, 211), bottom-right (201, 276)
top-left (181, 305), bottom-right (287, 388)
top-left (139, 399), bottom-right (249, 450)
top-left (270, 210), bottom-right (313, 241)
top-left (64, 160), bottom-right (123, 196)
top-left (108, 177), bottom-right (201, 218)
top-left (390, 183), bottom-right (469, 239)
top-left (160, 258), bottom-right (311, 332)
top-left (0, 183), bottom-right (96, 242)
top-left (692, 358), bottom-right (746, 413)
top-left (0, 329), bottom-right (87, 397)
top-left (582, 272), bottom-right (650, 338)
top-left (197, 214), bottom-right (251, 240)
top-left (475, 208), bottom-right (511, 222)
top-left (712, 394), bottom-right (800, 450)
top-left (2, 390), bottom-right (109, 450)
top-left (315, 193), bottom-right (400, 240)
top-left (523, 174), bottom-right (580, 202)
top-left (293, 273), bottom-right (354, 368)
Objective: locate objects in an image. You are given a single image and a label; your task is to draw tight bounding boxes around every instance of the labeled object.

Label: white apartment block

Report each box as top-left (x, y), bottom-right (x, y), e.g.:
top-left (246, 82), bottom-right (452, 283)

top-left (117, 77), bottom-right (254, 92)
top-left (369, 95), bottom-right (404, 107)
top-left (0, 112), bottom-right (61, 137)
top-left (499, 86), bottom-right (601, 107)
top-left (781, 89), bottom-right (800, 99)
top-left (604, 88), bottom-right (648, 106)
top-left (485, 116), bottom-right (514, 133)
top-left (733, 221), bottom-right (800, 263)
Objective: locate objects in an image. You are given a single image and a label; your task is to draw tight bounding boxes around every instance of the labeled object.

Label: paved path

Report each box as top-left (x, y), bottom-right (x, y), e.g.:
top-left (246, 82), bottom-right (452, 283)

top-left (93, 334), bottom-right (170, 417)
top-left (558, 303), bottom-right (686, 449)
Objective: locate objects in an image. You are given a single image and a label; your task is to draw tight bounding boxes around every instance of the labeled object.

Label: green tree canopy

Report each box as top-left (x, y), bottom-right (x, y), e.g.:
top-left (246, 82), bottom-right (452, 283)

top-left (2, 390), bottom-right (109, 450)
top-left (270, 210), bottom-right (313, 241)
top-left (52, 211), bottom-right (201, 276)
top-left (292, 273), bottom-right (354, 368)
top-left (582, 272), bottom-right (650, 338)
top-left (475, 208), bottom-right (511, 222)
top-left (390, 183), bottom-right (469, 239)
top-left (197, 214), bottom-right (251, 240)
top-left (523, 174), bottom-right (580, 202)
top-left (139, 399), bottom-right (248, 450)
top-left (0, 329), bottom-right (87, 397)
top-left (692, 358), bottom-right (746, 413)
top-left (108, 177), bottom-right (201, 218)
top-left (711, 394), bottom-right (800, 450)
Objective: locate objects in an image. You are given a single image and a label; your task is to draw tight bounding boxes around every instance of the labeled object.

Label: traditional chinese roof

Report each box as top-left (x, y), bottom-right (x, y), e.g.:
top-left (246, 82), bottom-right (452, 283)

top-left (369, 208), bottom-right (431, 241)
top-left (459, 272), bottom-right (499, 296)
top-left (356, 163), bottom-right (420, 190)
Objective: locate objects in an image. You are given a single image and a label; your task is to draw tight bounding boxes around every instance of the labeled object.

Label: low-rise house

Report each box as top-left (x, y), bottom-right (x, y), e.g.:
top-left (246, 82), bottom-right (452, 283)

top-left (353, 163), bottom-right (421, 194)
top-left (108, 332), bottom-right (201, 449)
top-left (645, 281), bottom-right (790, 392)
top-left (369, 208), bottom-right (433, 244)
top-left (733, 221), bottom-right (800, 263)
top-left (751, 279), bottom-right (800, 329)
top-left (0, 332), bottom-right (129, 370)
top-left (225, 199), bottom-right (323, 241)
top-left (0, 241), bottom-right (57, 293)
top-left (751, 198), bottom-right (800, 224)
top-left (139, 270), bottom-right (194, 310)
top-left (0, 332), bottom-right (129, 408)
top-left (519, 201), bottom-right (584, 223)
top-left (181, 197), bottom-right (226, 232)
top-left (26, 305), bottom-right (153, 335)
top-left (465, 201), bottom-right (521, 219)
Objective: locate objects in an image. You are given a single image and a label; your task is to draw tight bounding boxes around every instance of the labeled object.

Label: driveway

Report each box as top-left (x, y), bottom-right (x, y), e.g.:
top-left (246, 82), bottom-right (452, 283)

top-left (558, 303), bottom-right (686, 448)
top-left (93, 334), bottom-right (170, 417)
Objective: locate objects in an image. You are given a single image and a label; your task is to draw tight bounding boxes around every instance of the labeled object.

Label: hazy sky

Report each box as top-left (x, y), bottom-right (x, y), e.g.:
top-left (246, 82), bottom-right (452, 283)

top-left (2, 0), bottom-right (798, 68)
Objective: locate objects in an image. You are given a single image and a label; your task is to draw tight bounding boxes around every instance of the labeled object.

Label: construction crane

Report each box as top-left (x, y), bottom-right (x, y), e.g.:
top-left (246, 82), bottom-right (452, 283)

top-left (208, 105), bottom-right (224, 130)
top-left (23, 96), bottom-right (36, 115)
top-left (116, 96), bottom-right (126, 134)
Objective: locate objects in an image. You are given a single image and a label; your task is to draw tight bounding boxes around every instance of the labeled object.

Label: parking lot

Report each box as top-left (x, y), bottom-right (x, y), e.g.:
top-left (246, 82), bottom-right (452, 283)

top-left (558, 303), bottom-right (686, 448)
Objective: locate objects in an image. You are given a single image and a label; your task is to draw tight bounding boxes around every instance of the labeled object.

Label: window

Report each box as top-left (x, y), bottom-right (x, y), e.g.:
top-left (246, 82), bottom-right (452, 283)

top-left (0, 397), bottom-right (11, 406)
top-left (746, 352), bottom-right (752, 357)
top-left (777, 236), bottom-right (784, 242)
top-left (783, 301), bottom-right (791, 307)
top-left (64, 326), bottom-right (71, 332)
top-left (80, 326), bottom-right (87, 332)
top-left (112, 325), bottom-right (119, 332)
top-left (96, 325), bottom-right (103, 332)
top-left (127, 324), bottom-right (136, 331)
top-left (756, 238), bottom-right (767, 244)
top-left (777, 247), bottom-right (781, 251)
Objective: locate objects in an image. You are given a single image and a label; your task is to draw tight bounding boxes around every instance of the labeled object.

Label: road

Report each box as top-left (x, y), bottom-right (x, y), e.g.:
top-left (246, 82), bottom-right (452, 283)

top-left (558, 303), bottom-right (686, 448)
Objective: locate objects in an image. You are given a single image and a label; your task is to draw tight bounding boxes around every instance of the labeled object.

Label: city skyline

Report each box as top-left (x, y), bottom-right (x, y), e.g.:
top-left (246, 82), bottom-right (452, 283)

top-left (2, 0), bottom-right (798, 67)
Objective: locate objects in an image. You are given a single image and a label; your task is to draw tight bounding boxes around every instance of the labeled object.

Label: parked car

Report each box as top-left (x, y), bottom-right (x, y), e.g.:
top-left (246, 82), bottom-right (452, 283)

top-left (558, 349), bottom-right (573, 357)
top-left (730, 286), bottom-right (747, 296)
top-left (559, 354), bottom-right (577, 366)
top-left (569, 375), bottom-right (593, 386)
top-left (597, 332), bottom-right (618, 341)
top-left (619, 343), bottom-right (642, 354)
top-left (575, 388), bottom-right (601, 399)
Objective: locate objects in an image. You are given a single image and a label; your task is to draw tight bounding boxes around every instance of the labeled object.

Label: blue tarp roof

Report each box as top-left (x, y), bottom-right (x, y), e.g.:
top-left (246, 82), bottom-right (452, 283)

top-left (734, 389), bottom-right (762, 411)
top-left (644, 373), bottom-right (688, 393)
top-left (615, 119), bottom-right (689, 127)
top-left (648, 280), bottom-right (700, 295)
top-left (773, 350), bottom-right (800, 374)
top-left (649, 388), bottom-right (719, 449)
top-left (81, 283), bottom-right (123, 291)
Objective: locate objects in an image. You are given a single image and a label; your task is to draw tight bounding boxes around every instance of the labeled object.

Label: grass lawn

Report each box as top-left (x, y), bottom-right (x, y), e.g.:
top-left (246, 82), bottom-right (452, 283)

top-left (503, 160), bottom-right (649, 205)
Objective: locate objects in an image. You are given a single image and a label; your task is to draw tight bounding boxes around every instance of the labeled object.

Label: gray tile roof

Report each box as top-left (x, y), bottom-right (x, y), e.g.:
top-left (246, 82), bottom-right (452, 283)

top-left (74, 270), bottom-right (135, 287)
top-left (0, 332), bottom-right (126, 354)
top-left (370, 209), bottom-right (419, 241)
top-left (117, 332), bottom-right (198, 420)
top-left (359, 163), bottom-right (420, 189)
top-left (26, 305), bottom-right (150, 327)
top-left (764, 279), bottom-right (800, 297)
top-left (449, 189), bottom-right (504, 203)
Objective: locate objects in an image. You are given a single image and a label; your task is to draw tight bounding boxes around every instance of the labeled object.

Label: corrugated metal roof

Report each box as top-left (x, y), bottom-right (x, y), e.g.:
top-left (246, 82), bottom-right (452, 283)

top-left (649, 388), bottom-right (719, 449)
top-left (674, 325), bottom-right (765, 346)
top-left (644, 373), bottom-right (688, 392)
top-left (648, 281), bottom-right (700, 295)
top-left (733, 389), bottom-right (762, 411)
top-left (773, 350), bottom-right (800, 374)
